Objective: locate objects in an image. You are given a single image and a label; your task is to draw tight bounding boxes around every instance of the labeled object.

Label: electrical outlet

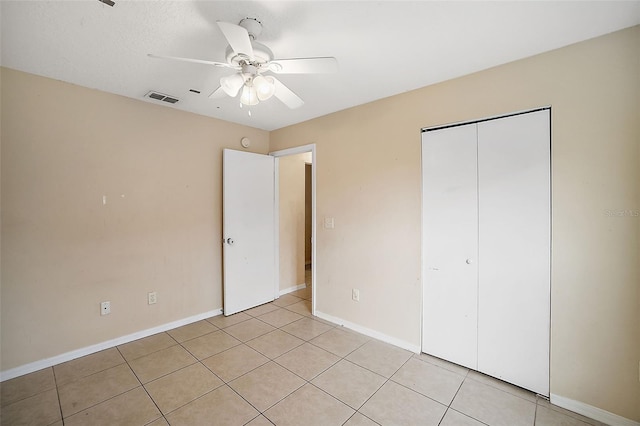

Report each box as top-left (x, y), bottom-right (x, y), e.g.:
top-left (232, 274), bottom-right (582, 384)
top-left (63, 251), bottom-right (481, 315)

top-left (148, 292), bottom-right (157, 305)
top-left (352, 288), bottom-right (360, 302)
top-left (100, 301), bottom-right (111, 315)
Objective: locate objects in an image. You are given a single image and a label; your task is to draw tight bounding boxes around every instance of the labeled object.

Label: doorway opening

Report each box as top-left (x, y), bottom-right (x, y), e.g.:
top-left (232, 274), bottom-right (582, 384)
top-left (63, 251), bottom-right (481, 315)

top-left (271, 144), bottom-right (316, 315)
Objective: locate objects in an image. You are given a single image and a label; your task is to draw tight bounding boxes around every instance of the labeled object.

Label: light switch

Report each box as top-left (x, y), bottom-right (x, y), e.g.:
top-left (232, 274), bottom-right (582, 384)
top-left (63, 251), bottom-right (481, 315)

top-left (324, 217), bottom-right (335, 229)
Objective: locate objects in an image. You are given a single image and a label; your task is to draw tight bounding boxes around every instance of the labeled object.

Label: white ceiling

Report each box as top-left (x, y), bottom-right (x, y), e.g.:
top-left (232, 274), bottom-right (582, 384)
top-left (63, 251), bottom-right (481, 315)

top-left (2, 1), bottom-right (639, 131)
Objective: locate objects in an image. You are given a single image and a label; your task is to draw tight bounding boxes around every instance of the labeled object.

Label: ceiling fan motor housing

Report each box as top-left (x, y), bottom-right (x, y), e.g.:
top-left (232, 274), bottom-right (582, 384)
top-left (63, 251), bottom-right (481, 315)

top-left (225, 41), bottom-right (273, 67)
top-left (239, 17), bottom-right (263, 39)
top-left (225, 17), bottom-right (273, 67)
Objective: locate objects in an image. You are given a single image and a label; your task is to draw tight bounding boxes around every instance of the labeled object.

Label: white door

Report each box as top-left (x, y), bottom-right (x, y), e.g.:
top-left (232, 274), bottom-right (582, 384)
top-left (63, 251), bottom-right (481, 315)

top-left (477, 110), bottom-right (550, 396)
top-left (421, 109), bottom-right (550, 396)
top-left (422, 124), bottom-right (479, 369)
top-left (223, 149), bottom-right (276, 316)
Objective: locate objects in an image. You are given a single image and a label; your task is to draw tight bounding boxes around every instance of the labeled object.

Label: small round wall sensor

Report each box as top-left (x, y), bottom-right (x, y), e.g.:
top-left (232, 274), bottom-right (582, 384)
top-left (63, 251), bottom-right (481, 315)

top-left (241, 137), bottom-right (251, 148)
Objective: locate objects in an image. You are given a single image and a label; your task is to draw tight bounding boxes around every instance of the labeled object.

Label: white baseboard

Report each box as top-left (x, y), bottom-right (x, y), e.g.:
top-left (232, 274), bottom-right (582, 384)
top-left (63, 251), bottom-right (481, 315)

top-left (0, 308), bottom-right (223, 382)
top-left (551, 393), bottom-right (640, 426)
top-left (279, 283), bottom-right (306, 296)
top-left (314, 310), bottom-right (421, 354)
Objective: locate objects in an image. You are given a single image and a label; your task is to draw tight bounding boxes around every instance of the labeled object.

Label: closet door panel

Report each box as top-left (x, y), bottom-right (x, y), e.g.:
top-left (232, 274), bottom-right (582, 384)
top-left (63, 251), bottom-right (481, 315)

top-left (422, 124), bottom-right (478, 369)
top-left (477, 110), bottom-right (550, 395)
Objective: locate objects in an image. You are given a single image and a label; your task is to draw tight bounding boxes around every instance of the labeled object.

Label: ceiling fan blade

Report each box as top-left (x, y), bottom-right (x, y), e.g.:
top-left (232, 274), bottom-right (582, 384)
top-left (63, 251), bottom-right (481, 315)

top-left (216, 21), bottom-right (254, 59)
top-left (270, 57), bottom-right (338, 74)
top-left (272, 77), bottom-right (304, 109)
top-left (148, 54), bottom-right (238, 69)
top-left (209, 86), bottom-right (227, 99)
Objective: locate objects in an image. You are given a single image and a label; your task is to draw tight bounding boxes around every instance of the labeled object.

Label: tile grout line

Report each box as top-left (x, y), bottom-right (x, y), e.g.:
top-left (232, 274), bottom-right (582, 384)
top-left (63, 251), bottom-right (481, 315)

top-left (56, 348), bottom-right (142, 422)
top-left (58, 382), bottom-right (140, 421)
top-left (226, 366), bottom-right (305, 420)
top-left (0, 371), bottom-right (60, 418)
top-left (263, 315), bottom-right (428, 425)
top-left (197, 344), bottom-right (264, 387)
top-left (160, 383), bottom-right (230, 420)
top-left (243, 413), bottom-right (271, 426)
top-left (245, 316), bottom-right (336, 360)
top-left (183, 315), bottom-right (314, 420)
top-left (465, 373), bottom-right (539, 404)
top-left (437, 407), bottom-right (450, 426)
top-left (450, 373), bottom-right (535, 426)
top-left (277, 321), bottom-right (337, 341)
top-left (117, 332), bottom-right (181, 364)
top-left (222, 314), bottom-right (340, 420)
top-left (133, 341), bottom-right (203, 423)
top-left (264, 318), bottom-right (341, 383)
top-left (302, 382), bottom-right (361, 423)
top-left (227, 311), bottom-right (372, 424)
top-left (341, 409), bottom-right (381, 426)
top-left (419, 355), bottom-right (540, 405)
top-left (50, 366), bottom-right (64, 426)
top-left (204, 314), bottom-right (252, 329)
top-left (349, 354), bottom-right (411, 418)
top-left (448, 371), bottom-right (467, 409)
top-left (156, 349), bottom-right (230, 420)
top-left (444, 406), bottom-right (492, 426)
top-left (435, 374), bottom-right (493, 426)
top-left (377, 360), bottom-right (467, 422)
top-left (161, 328), bottom-right (259, 420)
top-left (137, 379), bottom-right (165, 426)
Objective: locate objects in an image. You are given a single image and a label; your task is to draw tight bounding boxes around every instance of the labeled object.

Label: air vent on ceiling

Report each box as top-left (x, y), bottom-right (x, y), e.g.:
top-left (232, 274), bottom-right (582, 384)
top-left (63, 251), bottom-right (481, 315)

top-left (145, 91), bottom-right (180, 104)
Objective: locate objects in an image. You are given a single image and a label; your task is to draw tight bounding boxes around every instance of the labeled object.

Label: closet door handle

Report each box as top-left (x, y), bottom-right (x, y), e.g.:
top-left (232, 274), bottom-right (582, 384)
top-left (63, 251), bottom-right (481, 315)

top-left (466, 258), bottom-right (473, 264)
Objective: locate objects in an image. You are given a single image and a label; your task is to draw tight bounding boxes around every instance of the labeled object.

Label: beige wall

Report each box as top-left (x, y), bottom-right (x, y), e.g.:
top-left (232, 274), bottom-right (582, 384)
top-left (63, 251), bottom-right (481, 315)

top-left (0, 67), bottom-right (269, 370)
top-left (278, 153), bottom-right (310, 291)
top-left (270, 26), bottom-right (640, 421)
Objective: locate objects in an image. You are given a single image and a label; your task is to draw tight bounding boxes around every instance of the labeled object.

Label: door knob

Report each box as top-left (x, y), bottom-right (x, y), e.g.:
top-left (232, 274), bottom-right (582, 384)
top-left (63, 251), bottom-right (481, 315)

top-left (466, 258), bottom-right (473, 264)
top-left (226, 238), bottom-right (234, 245)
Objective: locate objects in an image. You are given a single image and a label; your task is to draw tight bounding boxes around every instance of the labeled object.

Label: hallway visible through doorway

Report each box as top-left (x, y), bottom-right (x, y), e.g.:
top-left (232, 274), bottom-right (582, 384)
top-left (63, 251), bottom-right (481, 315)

top-left (275, 147), bottom-right (314, 315)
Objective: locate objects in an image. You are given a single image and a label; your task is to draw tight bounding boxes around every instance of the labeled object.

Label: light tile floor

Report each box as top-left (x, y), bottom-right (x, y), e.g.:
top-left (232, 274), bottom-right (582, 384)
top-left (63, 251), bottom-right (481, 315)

top-left (1, 285), bottom-right (607, 426)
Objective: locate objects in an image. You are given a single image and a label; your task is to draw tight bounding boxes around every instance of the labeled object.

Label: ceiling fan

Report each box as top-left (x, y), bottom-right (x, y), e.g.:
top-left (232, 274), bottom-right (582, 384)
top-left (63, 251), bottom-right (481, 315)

top-left (149, 18), bottom-right (338, 109)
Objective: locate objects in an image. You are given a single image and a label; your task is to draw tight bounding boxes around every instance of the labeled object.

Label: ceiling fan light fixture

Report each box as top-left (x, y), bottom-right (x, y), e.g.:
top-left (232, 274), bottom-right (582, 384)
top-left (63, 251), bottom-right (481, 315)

top-left (253, 75), bottom-right (275, 101)
top-left (240, 85), bottom-right (259, 106)
top-left (220, 73), bottom-right (244, 97)
top-left (152, 20), bottom-right (336, 111)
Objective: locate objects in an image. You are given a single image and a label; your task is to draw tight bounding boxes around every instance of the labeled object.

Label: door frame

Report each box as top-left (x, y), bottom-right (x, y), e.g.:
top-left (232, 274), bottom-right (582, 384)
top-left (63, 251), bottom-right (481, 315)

top-left (270, 144), bottom-right (317, 315)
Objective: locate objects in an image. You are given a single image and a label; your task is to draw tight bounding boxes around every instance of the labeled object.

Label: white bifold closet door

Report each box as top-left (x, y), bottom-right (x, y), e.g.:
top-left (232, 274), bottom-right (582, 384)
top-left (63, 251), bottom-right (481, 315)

top-left (422, 124), bottom-right (479, 369)
top-left (422, 109), bottom-right (550, 396)
top-left (477, 111), bottom-right (550, 396)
